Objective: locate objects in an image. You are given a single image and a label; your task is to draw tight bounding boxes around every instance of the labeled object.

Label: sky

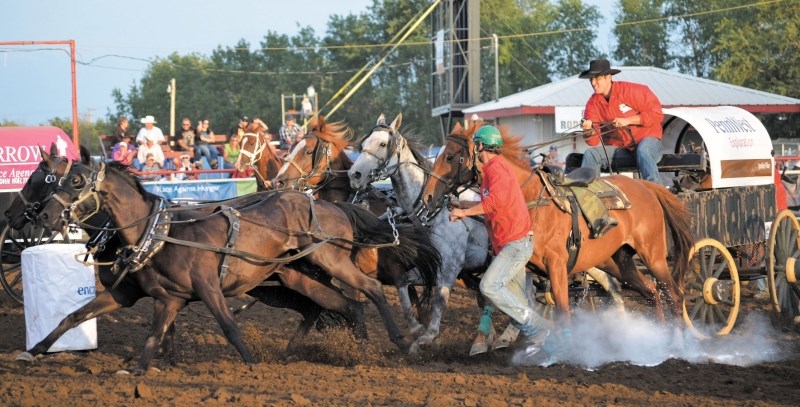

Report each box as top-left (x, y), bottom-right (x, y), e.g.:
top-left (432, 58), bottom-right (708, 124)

top-left (0, 0), bottom-right (614, 126)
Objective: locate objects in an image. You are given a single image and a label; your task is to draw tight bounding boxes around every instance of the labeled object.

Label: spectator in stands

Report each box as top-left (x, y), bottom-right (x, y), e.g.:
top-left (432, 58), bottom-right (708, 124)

top-left (195, 118), bottom-right (219, 166)
top-left (172, 154), bottom-right (194, 181)
top-left (223, 132), bottom-right (241, 170)
top-left (135, 115), bottom-right (165, 146)
top-left (109, 117), bottom-right (129, 146)
top-left (301, 95), bottom-right (313, 121)
top-left (236, 116), bottom-right (250, 138)
top-left (175, 117), bottom-right (196, 152)
top-left (137, 138), bottom-right (165, 169)
top-left (578, 59), bottom-right (664, 184)
top-left (112, 141), bottom-right (136, 167)
top-left (279, 114), bottom-right (303, 150)
top-left (140, 153), bottom-right (164, 181)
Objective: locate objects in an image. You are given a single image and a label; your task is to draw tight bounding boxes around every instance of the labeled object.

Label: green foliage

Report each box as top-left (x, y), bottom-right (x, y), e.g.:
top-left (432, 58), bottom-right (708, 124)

top-left (614, 0), bottom-right (671, 68)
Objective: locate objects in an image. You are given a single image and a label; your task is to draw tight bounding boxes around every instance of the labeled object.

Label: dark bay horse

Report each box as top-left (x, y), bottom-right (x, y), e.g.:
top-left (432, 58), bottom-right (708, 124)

top-left (272, 116), bottom-right (442, 343)
top-left (34, 161), bottom-right (430, 371)
top-left (6, 147), bottom-right (370, 363)
top-left (421, 123), bottom-right (694, 328)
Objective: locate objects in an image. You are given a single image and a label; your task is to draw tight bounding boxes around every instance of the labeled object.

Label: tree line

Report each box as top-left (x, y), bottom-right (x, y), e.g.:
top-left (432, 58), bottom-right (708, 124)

top-left (26, 0), bottom-right (800, 155)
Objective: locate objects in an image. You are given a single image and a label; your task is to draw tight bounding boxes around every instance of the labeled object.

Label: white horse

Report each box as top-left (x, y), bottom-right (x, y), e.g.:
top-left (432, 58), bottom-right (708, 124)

top-left (349, 114), bottom-right (626, 353)
top-left (349, 113), bottom-right (505, 352)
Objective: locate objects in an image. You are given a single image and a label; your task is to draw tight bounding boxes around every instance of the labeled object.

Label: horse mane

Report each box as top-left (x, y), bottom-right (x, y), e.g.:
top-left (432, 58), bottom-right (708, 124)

top-left (105, 161), bottom-right (158, 199)
top-left (308, 116), bottom-right (353, 153)
top-left (497, 127), bottom-right (533, 170)
top-left (399, 127), bottom-right (431, 172)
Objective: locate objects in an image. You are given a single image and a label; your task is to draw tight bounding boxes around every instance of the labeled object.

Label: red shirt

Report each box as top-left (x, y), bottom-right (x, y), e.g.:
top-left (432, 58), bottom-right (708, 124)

top-left (584, 81), bottom-right (664, 150)
top-left (480, 155), bottom-right (532, 254)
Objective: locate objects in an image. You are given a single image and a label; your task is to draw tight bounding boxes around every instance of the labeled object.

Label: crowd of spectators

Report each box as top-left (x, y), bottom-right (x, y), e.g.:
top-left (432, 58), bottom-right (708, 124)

top-left (108, 114), bottom-right (292, 182)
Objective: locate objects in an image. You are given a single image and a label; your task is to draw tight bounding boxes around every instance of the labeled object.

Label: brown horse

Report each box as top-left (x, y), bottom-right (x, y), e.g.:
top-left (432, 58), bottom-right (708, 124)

top-left (421, 123), bottom-right (694, 327)
top-left (34, 161), bottom-right (433, 371)
top-left (237, 121), bottom-right (281, 189)
top-left (6, 148), bottom-right (376, 364)
top-left (272, 116), bottom-right (441, 339)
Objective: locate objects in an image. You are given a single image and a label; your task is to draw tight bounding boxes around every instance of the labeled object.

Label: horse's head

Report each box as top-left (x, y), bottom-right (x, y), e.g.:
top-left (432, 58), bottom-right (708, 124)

top-left (238, 121), bottom-right (270, 171)
top-left (420, 121), bottom-right (479, 212)
top-left (4, 143), bottom-right (82, 230)
top-left (348, 113), bottom-right (406, 191)
top-left (273, 115), bottom-right (350, 191)
top-left (38, 160), bottom-right (106, 231)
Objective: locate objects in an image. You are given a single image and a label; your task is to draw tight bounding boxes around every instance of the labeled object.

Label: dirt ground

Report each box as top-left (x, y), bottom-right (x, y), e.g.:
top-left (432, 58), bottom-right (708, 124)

top-left (0, 280), bottom-right (798, 407)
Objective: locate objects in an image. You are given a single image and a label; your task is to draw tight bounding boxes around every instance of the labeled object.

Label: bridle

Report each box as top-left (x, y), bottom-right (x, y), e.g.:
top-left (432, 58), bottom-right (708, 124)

top-left (50, 162), bottom-right (106, 224)
top-left (238, 132), bottom-right (266, 168)
top-left (18, 156), bottom-right (73, 222)
top-left (280, 134), bottom-right (333, 191)
top-left (358, 124), bottom-right (406, 183)
top-left (427, 135), bottom-right (479, 198)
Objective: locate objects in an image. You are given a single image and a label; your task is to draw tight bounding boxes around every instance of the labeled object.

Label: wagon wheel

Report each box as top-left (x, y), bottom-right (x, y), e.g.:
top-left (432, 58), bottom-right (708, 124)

top-left (767, 209), bottom-right (800, 319)
top-left (683, 238), bottom-right (740, 338)
top-left (1, 224), bottom-right (64, 304)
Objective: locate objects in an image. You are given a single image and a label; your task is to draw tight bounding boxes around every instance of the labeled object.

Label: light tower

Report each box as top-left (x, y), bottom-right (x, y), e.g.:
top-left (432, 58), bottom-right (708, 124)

top-left (430, 0), bottom-right (480, 141)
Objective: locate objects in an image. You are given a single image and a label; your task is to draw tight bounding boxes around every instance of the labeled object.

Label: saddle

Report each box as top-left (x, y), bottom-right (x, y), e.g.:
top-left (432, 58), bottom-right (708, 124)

top-left (537, 166), bottom-right (631, 214)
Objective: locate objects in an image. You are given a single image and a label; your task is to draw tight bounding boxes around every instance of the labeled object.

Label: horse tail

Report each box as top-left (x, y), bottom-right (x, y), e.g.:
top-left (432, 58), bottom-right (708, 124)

top-left (641, 181), bottom-right (694, 296)
top-left (334, 202), bottom-right (440, 308)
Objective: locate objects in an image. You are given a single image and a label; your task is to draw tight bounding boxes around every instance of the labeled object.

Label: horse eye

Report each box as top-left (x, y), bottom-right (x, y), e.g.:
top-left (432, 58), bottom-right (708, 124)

top-left (305, 148), bottom-right (314, 155)
top-left (380, 142), bottom-right (386, 147)
top-left (71, 176), bottom-right (82, 186)
top-left (446, 155), bottom-right (453, 161)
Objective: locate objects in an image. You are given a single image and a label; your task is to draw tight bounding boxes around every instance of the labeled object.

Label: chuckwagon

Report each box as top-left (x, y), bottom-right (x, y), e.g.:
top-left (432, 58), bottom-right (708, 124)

top-left (566, 106), bottom-right (797, 336)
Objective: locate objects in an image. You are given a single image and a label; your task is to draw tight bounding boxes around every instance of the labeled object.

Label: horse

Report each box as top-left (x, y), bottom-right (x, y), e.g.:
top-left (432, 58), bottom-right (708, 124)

top-left (348, 113), bottom-right (516, 353)
top-left (6, 146), bottom-right (371, 362)
top-left (271, 115), bottom-right (442, 344)
top-left (420, 123), bottom-right (694, 329)
top-left (237, 121), bottom-right (281, 189)
top-left (33, 161), bottom-right (433, 371)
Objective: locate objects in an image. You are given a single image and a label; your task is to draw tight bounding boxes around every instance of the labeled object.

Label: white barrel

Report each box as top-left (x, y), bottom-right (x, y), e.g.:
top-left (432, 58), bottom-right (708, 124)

top-left (22, 243), bottom-right (97, 352)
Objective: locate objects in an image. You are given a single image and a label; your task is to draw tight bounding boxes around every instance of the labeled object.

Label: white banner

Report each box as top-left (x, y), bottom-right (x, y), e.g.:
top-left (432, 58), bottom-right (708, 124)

top-left (554, 106), bottom-right (585, 134)
top-left (435, 30), bottom-right (445, 75)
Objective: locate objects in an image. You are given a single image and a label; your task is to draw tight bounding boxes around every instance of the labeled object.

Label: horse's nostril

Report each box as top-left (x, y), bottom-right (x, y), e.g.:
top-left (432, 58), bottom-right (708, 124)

top-left (352, 171), bottom-right (361, 180)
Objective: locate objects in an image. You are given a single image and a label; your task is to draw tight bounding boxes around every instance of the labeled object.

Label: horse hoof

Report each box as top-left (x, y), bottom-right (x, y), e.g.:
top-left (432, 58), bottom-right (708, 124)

top-left (115, 369), bottom-right (131, 376)
top-left (285, 355), bottom-right (300, 363)
top-left (469, 342), bottom-right (488, 356)
top-left (15, 352), bottom-right (34, 363)
top-left (492, 324), bottom-right (520, 350)
top-left (408, 342), bottom-right (420, 355)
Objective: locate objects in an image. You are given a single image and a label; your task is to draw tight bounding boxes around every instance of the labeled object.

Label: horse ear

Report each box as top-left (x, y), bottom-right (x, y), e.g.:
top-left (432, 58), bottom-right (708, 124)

top-left (390, 113), bottom-right (403, 132)
top-left (40, 146), bottom-right (51, 162)
top-left (79, 145), bottom-right (91, 165)
top-left (450, 122), bottom-right (464, 135)
top-left (49, 142), bottom-right (58, 158)
top-left (377, 114), bottom-right (386, 126)
top-left (317, 115), bottom-right (327, 131)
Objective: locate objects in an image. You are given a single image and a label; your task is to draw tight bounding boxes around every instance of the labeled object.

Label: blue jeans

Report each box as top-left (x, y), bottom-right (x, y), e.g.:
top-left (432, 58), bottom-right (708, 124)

top-left (581, 137), bottom-right (663, 183)
top-left (479, 234), bottom-right (546, 337)
top-left (194, 143), bottom-right (219, 161)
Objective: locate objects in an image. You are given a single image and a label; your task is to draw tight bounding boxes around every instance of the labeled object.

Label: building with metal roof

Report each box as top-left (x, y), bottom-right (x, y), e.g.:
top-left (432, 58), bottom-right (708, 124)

top-left (464, 66), bottom-right (800, 155)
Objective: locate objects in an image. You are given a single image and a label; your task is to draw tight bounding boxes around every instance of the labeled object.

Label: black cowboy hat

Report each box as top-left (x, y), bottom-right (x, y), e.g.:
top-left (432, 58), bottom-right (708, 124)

top-left (578, 59), bottom-right (621, 79)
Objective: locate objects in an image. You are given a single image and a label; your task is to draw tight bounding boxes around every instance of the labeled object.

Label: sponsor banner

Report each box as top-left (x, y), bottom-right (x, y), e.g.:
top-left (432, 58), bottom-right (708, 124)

top-left (142, 178), bottom-right (257, 201)
top-left (0, 126), bottom-right (78, 192)
top-left (554, 106), bottom-right (585, 134)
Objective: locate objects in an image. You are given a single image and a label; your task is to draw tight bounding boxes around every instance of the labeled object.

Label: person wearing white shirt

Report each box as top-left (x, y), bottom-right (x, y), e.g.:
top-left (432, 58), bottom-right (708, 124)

top-left (136, 115), bottom-right (165, 145)
top-left (137, 139), bottom-right (165, 169)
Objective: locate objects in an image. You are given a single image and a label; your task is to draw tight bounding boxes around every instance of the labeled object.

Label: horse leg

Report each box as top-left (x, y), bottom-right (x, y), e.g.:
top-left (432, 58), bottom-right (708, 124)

top-left (638, 249), bottom-right (684, 324)
top-left (585, 266), bottom-right (625, 312)
top-left (162, 320), bottom-right (177, 366)
top-left (276, 267), bottom-right (367, 341)
top-left (612, 247), bottom-right (665, 320)
top-left (311, 249), bottom-right (409, 351)
top-left (192, 282), bottom-right (256, 365)
top-left (135, 299), bottom-right (185, 373)
top-left (24, 290), bottom-right (137, 358)
top-left (412, 258), bottom-right (460, 350)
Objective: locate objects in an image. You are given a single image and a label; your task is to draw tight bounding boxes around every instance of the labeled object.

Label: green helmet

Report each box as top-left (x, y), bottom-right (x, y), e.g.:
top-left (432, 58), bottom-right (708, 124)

top-left (473, 125), bottom-right (503, 147)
